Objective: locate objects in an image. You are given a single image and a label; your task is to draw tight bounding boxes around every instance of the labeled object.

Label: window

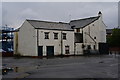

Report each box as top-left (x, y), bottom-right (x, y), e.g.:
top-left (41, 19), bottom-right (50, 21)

top-left (62, 33), bottom-right (66, 40)
top-left (65, 46), bottom-right (69, 54)
top-left (94, 45), bottom-right (96, 49)
top-left (87, 45), bottom-right (91, 49)
top-left (44, 32), bottom-right (49, 39)
top-left (54, 33), bottom-right (58, 39)
top-left (76, 29), bottom-right (80, 32)
top-left (94, 37), bottom-right (96, 39)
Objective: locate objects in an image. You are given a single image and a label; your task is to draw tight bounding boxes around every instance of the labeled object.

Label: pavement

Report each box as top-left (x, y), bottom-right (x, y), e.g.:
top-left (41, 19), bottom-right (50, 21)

top-left (1, 54), bottom-right (119, 78)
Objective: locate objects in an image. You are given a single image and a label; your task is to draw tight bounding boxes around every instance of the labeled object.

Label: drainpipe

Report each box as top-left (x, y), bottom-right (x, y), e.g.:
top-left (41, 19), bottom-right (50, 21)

top-left (61, 31), bottom-right (63, 56)
top-left (74, 33), bottom-right (75, 55)
top-left (37, 29), bottom-right (39, 56)
top-left (82, 28), bottom-right (85, 54)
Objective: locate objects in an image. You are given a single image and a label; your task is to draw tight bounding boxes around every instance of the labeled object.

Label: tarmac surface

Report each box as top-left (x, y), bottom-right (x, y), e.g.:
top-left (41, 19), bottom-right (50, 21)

top-left (1, 54), bottom-right (119, 79)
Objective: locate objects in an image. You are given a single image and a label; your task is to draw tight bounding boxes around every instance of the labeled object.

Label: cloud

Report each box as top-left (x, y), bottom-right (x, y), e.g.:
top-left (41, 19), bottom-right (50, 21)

top-left (20, 8), bottom-right (39, 17)
top-left (2, 2), bottom-right (118, 29)
top-left (2, 0), bottom-right (120, 2)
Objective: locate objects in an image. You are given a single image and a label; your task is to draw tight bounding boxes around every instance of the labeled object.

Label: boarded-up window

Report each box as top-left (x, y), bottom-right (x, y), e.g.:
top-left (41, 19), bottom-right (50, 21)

top-left (75, 33), bottom-right (83, 43)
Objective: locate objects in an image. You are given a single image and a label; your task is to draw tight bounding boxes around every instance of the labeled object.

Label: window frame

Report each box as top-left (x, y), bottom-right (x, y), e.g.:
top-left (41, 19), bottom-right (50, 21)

top-left (44, 32), bottom-right (49, 39)
top-left (76, 28), bottom-right (80, 32)
top-left (54, 33), bottom-right (58, 39)
top-left (62, 33), bottom-right (67, 40)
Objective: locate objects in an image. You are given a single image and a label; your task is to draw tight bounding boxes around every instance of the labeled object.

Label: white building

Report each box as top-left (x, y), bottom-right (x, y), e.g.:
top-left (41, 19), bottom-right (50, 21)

top-left (70, 11), bottom-right (107, 55)
top-left (16, 20), bottom-right (74, 57)
top-left (14, 11), bottom-right (107, 57)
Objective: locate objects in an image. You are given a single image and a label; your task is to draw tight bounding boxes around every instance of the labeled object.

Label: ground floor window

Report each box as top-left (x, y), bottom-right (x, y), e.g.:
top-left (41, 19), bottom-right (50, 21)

top-left (93, 45), bottom-right (96, 49)
top-left (65, 46), bottom-right (69, 54)
top-left (87, 45), bottom-right (91, 50)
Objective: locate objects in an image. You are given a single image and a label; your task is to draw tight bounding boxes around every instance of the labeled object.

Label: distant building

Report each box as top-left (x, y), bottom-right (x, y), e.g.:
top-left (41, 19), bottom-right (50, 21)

top-left (14, 11), bottom-right (107, 57)
top-left (1, 26), bottom-right (14, 52)
top-left (0, 26), bottom-right (15, 56)
top-left (106, 29), bottom-right (113, 37)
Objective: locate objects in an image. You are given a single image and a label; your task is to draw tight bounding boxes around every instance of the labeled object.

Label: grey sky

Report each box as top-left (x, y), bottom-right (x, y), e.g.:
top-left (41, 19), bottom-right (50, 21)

top-left (2, 2), bottom-right (118, 29)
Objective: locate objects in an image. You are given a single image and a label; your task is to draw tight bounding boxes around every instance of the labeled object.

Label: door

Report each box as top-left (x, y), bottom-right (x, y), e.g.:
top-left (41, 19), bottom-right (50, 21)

top-left (38, 46), bottom-right (43, 56)
top-left (46, 46), bottom-right (54, 56)
top-left (99, 43), bottom-right (109, 54)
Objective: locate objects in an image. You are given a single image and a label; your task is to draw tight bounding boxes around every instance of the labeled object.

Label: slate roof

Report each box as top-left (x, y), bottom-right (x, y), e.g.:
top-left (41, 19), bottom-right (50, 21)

top-left (26, 16), bottom-right (100, 30)
top-left (70, 16), bottom-right (100, 28)
top-left (27, 19), bottom-right (73, 31)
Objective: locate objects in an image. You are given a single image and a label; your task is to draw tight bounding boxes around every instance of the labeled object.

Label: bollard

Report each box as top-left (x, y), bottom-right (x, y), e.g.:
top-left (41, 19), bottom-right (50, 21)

top-left (15, 67), bottom-right (18, 72)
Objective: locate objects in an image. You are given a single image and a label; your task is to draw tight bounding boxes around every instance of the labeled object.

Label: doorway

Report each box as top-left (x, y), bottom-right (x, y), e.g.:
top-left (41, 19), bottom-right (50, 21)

top-left (38, 46), bottom-right (43, 56)
top-left (46, 46), bottom-right (54, 56)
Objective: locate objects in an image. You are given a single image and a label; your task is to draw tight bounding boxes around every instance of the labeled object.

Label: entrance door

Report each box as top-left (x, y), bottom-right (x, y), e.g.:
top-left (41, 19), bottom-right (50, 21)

top-left (38, 46), bottom-right (43, 56)
top-left (46, 46), bottom-right (54, 56)
top-left (99, 43), bottom-right (109, 54)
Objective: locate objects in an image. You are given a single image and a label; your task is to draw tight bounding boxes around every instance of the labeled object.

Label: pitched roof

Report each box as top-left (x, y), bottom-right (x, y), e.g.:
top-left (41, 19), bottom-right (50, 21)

top-left (70, 16), bottom-right (100, 28)
top-left (27, 19), bottom-right (73, 31)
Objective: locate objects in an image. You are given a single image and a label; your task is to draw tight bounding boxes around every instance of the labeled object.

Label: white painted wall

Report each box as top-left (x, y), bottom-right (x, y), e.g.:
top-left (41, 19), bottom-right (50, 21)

top-left (83, 17), bottom-right (106, 50)
top-left (75, 43), bottom-right (83, 55)
top-left (75, 16), bottom-right (106, 54)
top-left (38, 29), bottom-right (74, 56)
top-left (16, 14), bottom-right (106, 56)
top-left (18, 20), bottom-right (37, 56)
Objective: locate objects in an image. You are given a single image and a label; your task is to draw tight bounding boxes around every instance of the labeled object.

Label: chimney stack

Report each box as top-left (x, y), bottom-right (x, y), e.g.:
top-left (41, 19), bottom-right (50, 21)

top-left (98, 11), bottom-right (102, 17)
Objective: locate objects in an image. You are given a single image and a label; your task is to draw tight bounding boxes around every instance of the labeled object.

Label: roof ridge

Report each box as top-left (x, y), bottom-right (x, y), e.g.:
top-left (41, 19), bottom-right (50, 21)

top-left (26, 19), bottom-right (69, 24)
top-left (70, 16), bottom-right (100, 22)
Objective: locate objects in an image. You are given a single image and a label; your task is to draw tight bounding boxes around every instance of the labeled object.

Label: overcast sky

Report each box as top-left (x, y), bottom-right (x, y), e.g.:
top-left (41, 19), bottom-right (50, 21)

top-left (1, 2), bottom-right (118, 29)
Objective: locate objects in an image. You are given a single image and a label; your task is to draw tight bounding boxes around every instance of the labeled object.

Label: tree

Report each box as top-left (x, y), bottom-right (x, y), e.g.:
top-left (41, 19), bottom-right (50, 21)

top-left (107, 28), bottom-right (120, 47)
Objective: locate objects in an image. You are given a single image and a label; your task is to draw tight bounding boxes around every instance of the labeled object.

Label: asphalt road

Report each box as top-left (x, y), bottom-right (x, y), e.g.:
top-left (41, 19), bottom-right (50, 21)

top-left (2, 55), bottom-right (119, 78)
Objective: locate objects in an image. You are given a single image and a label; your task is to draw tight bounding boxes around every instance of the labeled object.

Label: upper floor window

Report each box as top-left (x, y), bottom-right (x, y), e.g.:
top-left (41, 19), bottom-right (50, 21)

top-left (54, 33), bottom-right (58, 39)
top-left (62, 33), bottom-right (66, 40)
top-left (76, 28), bottom-right (80, 32)
top-left (94, 37), bottom-right (96, 39)
top-left (44, 32), bottom-right (49, 39)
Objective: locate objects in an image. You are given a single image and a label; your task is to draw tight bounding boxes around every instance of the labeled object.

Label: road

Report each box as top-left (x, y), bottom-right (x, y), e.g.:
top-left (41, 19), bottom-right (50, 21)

top-left (2, 55), bottom-right (119, 78)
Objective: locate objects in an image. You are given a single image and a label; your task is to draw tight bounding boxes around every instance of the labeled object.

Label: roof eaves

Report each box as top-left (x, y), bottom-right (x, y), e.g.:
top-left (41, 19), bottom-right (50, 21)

top-left (26, 19), bottom-right (69, 24)
top-left (34, 27), bottom-right (74, 31)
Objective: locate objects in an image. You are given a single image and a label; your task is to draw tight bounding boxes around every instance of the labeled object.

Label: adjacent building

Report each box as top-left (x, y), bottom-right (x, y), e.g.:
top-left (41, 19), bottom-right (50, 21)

top-left (14, 11), bottom-right (107, 57)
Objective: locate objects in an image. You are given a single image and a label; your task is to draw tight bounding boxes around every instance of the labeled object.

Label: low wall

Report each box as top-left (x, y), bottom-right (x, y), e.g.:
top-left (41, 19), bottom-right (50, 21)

top-left (2, 52), bottom-right (13, 57)
top-left (109, 47), bottom-right (120, 54)
top-left (109, 47), bottom-right (120, 51)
